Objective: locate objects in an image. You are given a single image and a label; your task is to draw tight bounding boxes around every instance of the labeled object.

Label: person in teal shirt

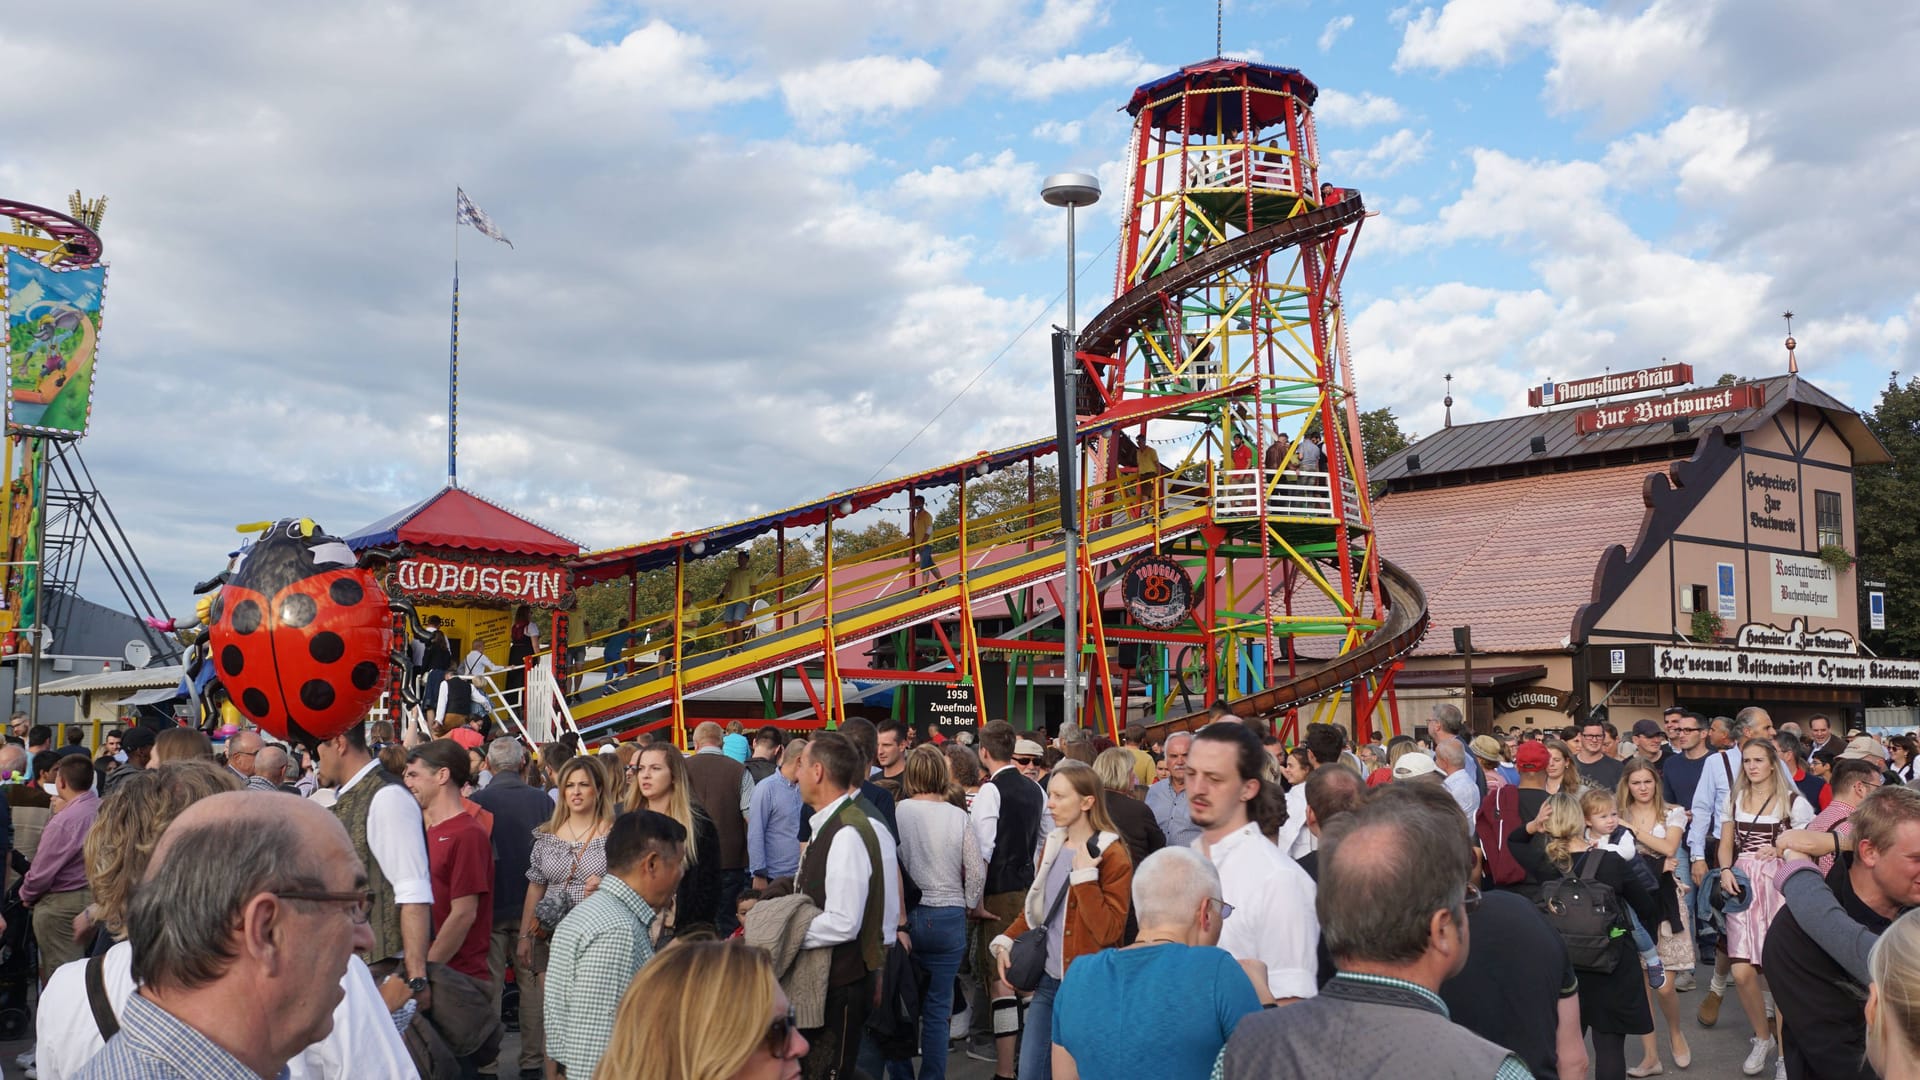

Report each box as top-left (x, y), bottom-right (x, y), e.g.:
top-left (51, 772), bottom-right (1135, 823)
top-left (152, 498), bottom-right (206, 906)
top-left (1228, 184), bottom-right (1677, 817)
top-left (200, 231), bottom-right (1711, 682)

top-left (1051, 846), bottom-right (1266, 1079)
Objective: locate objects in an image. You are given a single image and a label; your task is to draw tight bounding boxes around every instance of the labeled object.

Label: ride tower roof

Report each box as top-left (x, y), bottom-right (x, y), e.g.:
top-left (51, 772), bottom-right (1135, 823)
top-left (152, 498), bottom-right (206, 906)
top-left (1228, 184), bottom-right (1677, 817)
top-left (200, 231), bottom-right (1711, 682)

top-left (1126, 59), bottom-right (1320, 134)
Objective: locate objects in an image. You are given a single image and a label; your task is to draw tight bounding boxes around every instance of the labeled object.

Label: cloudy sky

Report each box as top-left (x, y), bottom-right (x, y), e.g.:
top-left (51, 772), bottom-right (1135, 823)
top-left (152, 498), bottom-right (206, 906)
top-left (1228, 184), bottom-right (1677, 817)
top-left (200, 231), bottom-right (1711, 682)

top-left (3, 0), bottom-right (1916, 607)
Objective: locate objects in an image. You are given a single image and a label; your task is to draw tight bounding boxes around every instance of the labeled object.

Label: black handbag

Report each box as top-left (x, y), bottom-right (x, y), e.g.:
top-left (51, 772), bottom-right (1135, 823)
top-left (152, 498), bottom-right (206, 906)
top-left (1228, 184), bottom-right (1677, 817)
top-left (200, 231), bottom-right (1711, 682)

top-left (1006, 842), bottom-right (1090, 991)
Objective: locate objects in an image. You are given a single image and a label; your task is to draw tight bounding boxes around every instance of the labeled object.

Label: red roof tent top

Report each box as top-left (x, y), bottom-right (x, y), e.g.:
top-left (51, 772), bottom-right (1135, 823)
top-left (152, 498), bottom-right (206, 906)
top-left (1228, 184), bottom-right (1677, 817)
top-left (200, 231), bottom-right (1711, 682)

top-left (569, 381), bottom-right (1255, 584)
top-left (344, 486), bottom-right (581, 558)
top-left (1126, 59), bottom-right (1320, 135)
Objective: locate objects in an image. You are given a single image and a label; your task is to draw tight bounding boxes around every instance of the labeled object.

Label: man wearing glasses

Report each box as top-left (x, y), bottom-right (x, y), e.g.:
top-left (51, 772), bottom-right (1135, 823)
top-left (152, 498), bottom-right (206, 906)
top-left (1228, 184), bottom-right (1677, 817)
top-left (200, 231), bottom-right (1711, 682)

top-left (1220, 778), bottom-right (1533, 1078)
top-left (71, 791), bottom-right (397, 1080)
top-left (223, 729), bottom-right (276, 793)
top-left (1573, 720), bottom-right (1625, 792)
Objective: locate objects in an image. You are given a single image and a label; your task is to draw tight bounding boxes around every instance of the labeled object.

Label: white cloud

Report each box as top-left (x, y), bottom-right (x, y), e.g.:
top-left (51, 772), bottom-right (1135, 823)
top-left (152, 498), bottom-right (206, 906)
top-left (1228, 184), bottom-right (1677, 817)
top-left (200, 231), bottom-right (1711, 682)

top-left (1602, 106), bottom-right (1771, 202)
top-left (779, 55), bottom-right (942, 132)
top-left (560, 21), bottom-right (767, 110)
top-left (1544, 0), bottom-right (1708, 124)
top-left (1031, 119), bottom-right (1083, 144)
top-left (972, 44), bottom-right (1160, 100)
top-left (895, 149), bottom-right (1041, 208)
top-left (1314, 89), bottom-right (1406, 127)
top-left (1329, 128), bottom-right (1432, 180)
top-left (1318, 15), bottom-right (1356, 52)
top-left (1394, 0), bottom-right (1562, 72)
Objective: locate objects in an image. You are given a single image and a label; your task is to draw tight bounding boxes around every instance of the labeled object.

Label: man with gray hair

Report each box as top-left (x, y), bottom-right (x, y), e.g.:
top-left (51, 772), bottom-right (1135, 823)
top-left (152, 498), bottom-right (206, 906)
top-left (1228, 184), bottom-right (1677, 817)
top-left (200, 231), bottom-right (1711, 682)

top-left (747, 736), bottom-right (806, 889)
top-left (1689, 705), bottom-right (1774, 1028)
top-left (470, 737), bottom-right (554, 1078)
top-left (1049, 846), bottom-right (1267, 1077)
top-left (1221, 784), bottom-right (1530, 1078)
top-left (252, 744), bottom-right (298, 795)
top-left (1435, 739), bottom-right (1479, 822)
top-left (1430, 702), bottom-right (1484, 797)
top-left (74, 790), bottom-right (375, 1079)
top-left (223, 729), bottom-right (276, 793)
top-left (1144, 730), bottom-right (1201, 849)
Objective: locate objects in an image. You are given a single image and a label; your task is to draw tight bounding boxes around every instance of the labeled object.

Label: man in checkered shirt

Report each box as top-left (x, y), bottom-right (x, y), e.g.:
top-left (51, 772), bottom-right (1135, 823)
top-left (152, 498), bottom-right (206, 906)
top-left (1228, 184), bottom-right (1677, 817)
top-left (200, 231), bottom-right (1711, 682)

top-left (544, 809), bottom-right (687, 1077)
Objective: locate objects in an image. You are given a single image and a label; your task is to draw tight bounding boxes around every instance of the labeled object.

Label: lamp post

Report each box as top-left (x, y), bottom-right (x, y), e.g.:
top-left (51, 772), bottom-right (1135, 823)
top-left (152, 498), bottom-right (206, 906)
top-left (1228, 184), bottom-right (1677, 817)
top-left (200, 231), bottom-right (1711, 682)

top-left (1042, 172), bottom-right (1100, 731)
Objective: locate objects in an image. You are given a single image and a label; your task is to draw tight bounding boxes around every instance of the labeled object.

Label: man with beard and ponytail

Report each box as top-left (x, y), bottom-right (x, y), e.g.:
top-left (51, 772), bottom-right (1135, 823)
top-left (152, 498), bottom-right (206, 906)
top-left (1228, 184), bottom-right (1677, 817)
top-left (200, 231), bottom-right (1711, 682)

top-left (1187, 721), bottom-right (1319, 1003)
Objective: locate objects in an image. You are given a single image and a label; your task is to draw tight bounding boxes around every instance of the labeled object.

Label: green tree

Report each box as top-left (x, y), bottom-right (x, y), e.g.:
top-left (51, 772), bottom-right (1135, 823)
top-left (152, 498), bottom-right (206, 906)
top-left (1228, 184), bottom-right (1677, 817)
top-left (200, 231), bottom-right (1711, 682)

top-left (571, 534), bottom-right (817, 641)
top-left (1358, 407), bottom-right (1411, 467)
top-left (1856, 374), bottom-right (1920, 695)
top-left (928, 465), bottom-right (1059, 551)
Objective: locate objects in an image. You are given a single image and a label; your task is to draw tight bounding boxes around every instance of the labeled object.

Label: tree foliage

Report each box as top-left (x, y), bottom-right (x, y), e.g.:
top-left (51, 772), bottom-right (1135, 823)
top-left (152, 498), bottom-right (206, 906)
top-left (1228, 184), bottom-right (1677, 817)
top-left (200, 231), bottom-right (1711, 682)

top-left (1856, 375), bottom-right (1920, 679)
top-left (1358, 407), bottom-right (1411, 468)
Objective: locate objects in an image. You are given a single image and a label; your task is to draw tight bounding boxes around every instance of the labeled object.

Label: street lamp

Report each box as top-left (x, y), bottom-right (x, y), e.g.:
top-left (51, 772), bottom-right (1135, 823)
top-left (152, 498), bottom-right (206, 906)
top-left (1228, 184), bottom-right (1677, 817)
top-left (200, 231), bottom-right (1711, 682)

top-left (1041, 171), bottom-right (1099, 731)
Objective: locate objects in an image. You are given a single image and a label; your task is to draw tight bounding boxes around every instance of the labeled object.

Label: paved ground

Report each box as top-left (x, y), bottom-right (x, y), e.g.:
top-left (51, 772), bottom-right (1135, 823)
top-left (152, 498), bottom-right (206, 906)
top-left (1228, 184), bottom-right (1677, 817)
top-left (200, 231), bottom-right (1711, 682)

top-left (0, 969), bottom-right (1798, 1078)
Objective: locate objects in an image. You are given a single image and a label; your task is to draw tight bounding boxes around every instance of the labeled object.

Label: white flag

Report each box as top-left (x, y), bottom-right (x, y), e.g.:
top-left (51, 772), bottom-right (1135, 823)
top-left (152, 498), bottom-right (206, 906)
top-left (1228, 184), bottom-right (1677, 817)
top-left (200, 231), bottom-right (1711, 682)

top-left (456, 188), bottom-right (513, 248)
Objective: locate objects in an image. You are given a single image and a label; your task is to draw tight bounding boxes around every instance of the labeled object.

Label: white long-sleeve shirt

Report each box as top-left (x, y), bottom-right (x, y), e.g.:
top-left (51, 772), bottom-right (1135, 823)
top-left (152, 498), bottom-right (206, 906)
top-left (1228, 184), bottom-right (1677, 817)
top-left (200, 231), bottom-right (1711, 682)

top-left (1199, 822), bottom-right (1320, 1000)
top-left (1686, 747), bottom-right (1742, 857)
top-left (37, 944), bottom-right (417, 1080)
top-left (340, 759), bottom-right (433, 904)
top-left (967, 765), bottom-right (1052, 868)
top-left (802, 794), bottom-right (902, 949)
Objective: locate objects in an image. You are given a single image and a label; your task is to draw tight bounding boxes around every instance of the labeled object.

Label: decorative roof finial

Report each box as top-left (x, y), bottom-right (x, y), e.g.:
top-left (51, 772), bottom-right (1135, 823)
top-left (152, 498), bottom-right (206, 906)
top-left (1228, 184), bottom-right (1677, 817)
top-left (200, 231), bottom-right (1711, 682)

top-left (1443, 372), bottom-right (1454, 429)
top-left (1783, 311), bottom-right (1798, 376)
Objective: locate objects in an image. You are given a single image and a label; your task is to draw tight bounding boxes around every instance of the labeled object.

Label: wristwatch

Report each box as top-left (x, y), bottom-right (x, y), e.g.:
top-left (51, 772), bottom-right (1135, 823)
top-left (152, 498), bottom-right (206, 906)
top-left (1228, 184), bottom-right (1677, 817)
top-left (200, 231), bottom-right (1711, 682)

top-left (407, 976), bottom-right (429, 995)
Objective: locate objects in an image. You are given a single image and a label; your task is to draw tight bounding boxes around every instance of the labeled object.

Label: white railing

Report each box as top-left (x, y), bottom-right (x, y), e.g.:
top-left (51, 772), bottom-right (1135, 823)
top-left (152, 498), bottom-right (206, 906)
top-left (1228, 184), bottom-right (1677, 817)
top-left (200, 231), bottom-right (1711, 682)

top-left (523, 663), bottom-right (577, 745)
top-left (1183, 146), bottom-right (1299, 195)
top-left (1212, 469), bottom-right (1361, 522)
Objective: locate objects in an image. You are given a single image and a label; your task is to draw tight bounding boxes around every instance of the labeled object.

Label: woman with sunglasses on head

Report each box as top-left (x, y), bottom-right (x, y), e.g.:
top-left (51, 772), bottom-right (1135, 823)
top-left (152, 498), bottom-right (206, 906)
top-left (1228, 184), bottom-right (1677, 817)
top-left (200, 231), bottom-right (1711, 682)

top-left (595, 939), bottom-right (806, 1080)
top-left (37, 763), bottom-right (414, 1080)
top-left (1510, 791), bottom-right (1662, 1080)
top-left (628, 743), bottom-right (722, 937)
top-left (518, 753), bottom-right (615, 1058)
top-left (1717, 738), bottom-right (1813, 1076)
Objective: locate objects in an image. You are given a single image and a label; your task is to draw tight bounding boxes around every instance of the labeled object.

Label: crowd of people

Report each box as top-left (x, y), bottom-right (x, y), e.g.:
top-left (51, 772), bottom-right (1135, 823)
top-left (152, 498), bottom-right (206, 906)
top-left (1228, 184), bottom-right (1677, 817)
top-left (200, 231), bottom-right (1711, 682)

top-left (12, 702), bottom-right (1920, 1080)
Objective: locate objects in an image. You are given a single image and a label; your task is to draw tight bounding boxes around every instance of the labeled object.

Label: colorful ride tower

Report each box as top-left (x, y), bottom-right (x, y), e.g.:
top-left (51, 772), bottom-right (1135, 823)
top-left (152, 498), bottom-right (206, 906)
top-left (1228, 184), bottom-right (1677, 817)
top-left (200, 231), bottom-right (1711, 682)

top-left (1080, 59), bottom-right (1424, 738)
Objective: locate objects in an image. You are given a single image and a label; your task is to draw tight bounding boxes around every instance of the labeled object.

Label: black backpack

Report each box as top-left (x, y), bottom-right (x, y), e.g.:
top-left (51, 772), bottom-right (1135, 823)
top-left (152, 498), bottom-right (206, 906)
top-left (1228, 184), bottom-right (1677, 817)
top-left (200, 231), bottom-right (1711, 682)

top-left (1536, 850), bottom-right (1626, 973)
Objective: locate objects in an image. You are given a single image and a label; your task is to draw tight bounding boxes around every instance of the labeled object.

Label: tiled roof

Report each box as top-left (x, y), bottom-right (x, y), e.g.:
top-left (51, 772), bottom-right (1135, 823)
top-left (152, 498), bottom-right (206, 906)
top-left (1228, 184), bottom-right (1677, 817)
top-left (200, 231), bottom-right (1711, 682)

top-left (1371, 375), bottom-right (1885, 485)
top-left (1373, 462), bottom-right (1657, 655)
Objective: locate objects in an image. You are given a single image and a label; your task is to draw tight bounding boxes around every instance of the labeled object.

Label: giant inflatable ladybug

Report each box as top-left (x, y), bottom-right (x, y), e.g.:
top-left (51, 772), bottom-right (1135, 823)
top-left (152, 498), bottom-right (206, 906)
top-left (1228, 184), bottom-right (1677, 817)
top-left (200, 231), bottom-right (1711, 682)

top-left (208, 518), bottom-right (393, 748)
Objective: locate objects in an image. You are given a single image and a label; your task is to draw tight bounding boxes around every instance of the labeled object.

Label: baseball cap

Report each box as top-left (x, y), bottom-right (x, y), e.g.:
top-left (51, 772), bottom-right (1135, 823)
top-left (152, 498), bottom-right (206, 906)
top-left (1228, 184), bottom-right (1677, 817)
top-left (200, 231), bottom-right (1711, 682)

top-left (1393, 752), bottom-right (1439, 779)
top-left (1630, 719), bottom-right (1664, 739)
top-left (1014, 738), bottom-right (1045, 759)
top-left (1468, 735), bottom-right (1504, 763)
top-left (1514, 741), bottom-right (1550, 772)
top-left (1841, 736), bottom-right (1886, 762)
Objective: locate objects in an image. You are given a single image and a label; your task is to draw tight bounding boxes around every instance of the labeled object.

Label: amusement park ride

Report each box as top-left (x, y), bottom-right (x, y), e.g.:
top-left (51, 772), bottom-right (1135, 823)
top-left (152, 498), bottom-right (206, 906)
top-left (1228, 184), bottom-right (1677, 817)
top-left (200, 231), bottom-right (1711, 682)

top-left (550, 57), bottom-right (1430, 747)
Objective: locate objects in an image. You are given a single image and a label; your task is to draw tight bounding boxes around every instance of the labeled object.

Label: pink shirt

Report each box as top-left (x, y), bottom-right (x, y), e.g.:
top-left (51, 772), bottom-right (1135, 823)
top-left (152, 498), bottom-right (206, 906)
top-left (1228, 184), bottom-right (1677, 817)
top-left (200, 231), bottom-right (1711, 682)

top-left (22, 788), bottom-right (97, 904)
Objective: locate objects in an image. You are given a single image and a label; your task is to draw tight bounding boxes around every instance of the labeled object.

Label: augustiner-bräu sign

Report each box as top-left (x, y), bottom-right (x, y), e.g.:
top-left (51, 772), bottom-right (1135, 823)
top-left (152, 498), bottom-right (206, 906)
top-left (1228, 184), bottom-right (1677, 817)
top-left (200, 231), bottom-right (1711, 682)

top-left (1653, 645), bottom-right (1920, 690)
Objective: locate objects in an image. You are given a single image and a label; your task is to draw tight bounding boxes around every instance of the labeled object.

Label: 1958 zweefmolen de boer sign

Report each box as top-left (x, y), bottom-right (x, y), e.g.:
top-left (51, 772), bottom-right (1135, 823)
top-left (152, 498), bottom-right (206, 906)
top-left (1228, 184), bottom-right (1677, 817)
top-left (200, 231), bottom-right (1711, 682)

top-left (393, 554), bottom-right (571, 608)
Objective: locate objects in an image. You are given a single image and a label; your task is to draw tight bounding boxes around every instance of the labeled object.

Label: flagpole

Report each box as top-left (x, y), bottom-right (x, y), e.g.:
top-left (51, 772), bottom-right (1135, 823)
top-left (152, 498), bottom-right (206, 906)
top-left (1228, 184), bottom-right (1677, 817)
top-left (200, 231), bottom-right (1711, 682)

top-left (448, 188), bottom-right (460, 489)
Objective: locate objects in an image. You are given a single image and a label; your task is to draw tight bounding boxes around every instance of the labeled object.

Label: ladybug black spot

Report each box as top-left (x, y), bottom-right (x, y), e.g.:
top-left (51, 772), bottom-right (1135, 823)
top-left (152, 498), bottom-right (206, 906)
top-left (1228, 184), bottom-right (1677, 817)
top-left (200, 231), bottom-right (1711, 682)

top-left (309, 632), bottom-right (345, 664)
top-left (330, 578), bottom-right (364, 607)
top-left (350, 661), bottom-right (380, 691)
top-left (280, 593), bottom-right (318, 629)
top-left (208, 595), bottom-right (225, 626)
top-left (220, 645), bottom-right (244, 677)
top-left (299, 679), bottom-right (336, 712)
top-left (241, 688), bottom-right (270, 717)
top-left (231, 599), bottom-right (262, 635)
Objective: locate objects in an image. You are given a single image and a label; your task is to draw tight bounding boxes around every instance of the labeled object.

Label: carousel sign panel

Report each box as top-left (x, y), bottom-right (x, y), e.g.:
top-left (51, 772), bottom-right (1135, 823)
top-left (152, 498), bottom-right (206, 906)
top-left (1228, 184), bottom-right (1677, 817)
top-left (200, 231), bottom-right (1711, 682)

top-left (393, 552), bottom-right (571, 607)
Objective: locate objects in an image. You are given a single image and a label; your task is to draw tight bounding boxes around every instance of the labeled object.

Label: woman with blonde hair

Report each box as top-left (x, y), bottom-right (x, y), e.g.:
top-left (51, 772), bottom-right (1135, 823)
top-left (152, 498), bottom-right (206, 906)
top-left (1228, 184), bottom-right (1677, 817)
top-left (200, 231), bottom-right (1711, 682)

top-left (1867, 908), bottom-right (1920, 1077)
top-left (1717, 737), bottom-right (1813, 1074)
top-left (594, 939), bottom-right (806, 1080)
top-left (1512, 791), bottom-right (1662, 1080)
top-left (150, 726), bottom-right (213, 765)
top-left (82, 761), bottom-right (240, 942)
top-left (1616, 757), bottom-right (1693, 1073)
top-left (517, 753), bottom-right (615, 1056)
top-left (628, 742), bottom-right (721, 935)
top-left (989, 761), bottom-right (1133, 1080)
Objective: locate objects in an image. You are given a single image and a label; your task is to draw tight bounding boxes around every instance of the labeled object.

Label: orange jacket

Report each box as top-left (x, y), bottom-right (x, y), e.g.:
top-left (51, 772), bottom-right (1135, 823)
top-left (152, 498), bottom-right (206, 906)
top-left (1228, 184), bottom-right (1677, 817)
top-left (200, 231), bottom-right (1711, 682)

top-left (993, 829), bottom-right (1133, 971)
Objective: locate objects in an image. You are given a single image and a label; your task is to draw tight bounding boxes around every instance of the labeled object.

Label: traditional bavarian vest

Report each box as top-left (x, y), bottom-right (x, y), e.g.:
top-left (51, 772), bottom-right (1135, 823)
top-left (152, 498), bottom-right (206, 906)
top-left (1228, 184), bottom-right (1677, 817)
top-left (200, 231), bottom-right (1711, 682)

top-left (331, 763), bottom-right (405, 963)
top-left (797, 796), bottom-right (886, 987)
